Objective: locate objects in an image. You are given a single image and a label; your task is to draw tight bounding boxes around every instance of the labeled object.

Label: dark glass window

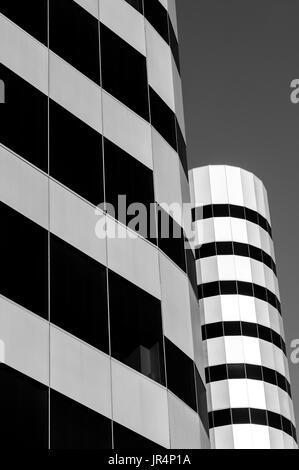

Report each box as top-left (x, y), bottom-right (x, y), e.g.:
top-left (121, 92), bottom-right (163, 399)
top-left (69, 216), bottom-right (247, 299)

top-left (50, 390), bottom-right (112, 449)
top-left (258, 325), bottom-right (272, 343)
top-left (212, 409), bottom-right (231, 427)
top-left (113, 422), bottom-right (164, 450)
top-left (271, 331), bottom-right (281, 349)
top-left (143, 0), bottom-right (169, 43)
top-left (205, 322), bottom-right (224, 339)
top-left (165, 338), bottom-right (197, 411)
top-left (246, 364), bottom-right (263, 381)
top-left (104, 138), bottom-right (156, 242)
top-left (109, 271), bottom-right (165, 385)
top-left (267, 411), bottom-right (282, 430)
top-left (203, 205), bottom-right (213, 219)
top-left (249, 245), bottom-right (263, 263)
top-left (201, 282), bottom-right (220, 298)
top-left (245, 207), bottom-right (258, 225)
top-left (281, 339), bottom-right (286, 355)
top-left (157, 206), bottom-right (186, 272)
top-left (50, 235), bottom-right (109, 352)
top-left (208, 365), bottom-right (227, 383)
top-left (49, 0), bottom-right (100, 84)
top-left (0, 64), bottom-right (48, 172)
top-left (242, 322), bottom-right (258, 338)
top-left (197, 243), bottom-right (216, 259)
top-left (276, 373), bottom-right (287, 392)
top-left (262, 251), bottom-right (276, 273)
top-left (229, 204), bottom-right (245, 219)
top-left (49, 100), bottom-right (104, 206)
top-left (227, 364), bottom-right (246, 380)
top-left (212, 204), bottom-right (229, 217)
top-left (233, 242), bottom-right (249, 258)
top-left (253, 284), bottom-right (267, 303)
top-left (281, 416), bottom-right (292, 436)
top-left (0, 364), bottom-right (48, 448)
top-left (0, 201), bottom-right (48, 318)
top-left (262, 367), bottom-right (277, 386)
top-left (220, 281), bottom-right (237, 295)
top-left (101, 23), bottom-right (149, 120)
top-left (0, 0), bottom-right (48, 45)
top-left (224, 322), bottom-right (241, 336)
top-left (124, 0), bottom-right (143, 13)
top-left (232, 408), bottom-right (250, 424)
top-left (257, 213), bottom-right (268, 233)
top-left (149, 87), bottom-right (176, 150)
top-left (266, 289), bottom-right (280, 311)
top-left (250, 408), bottom-right (267, 426)
top-left (292, 424), bottom-right (297, 442)
top-left (195, 368), bottom-right (209, 434)
top-left (216, 242), bottom-right (234, 256)
top-left (237, 281), bottom-right (253, 297)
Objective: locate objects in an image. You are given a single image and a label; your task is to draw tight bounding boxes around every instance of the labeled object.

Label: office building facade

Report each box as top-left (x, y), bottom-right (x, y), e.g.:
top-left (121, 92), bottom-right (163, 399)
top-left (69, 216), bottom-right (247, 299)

top-left (189, 165), bottom-right (297, 449)
top-left (0, 0), bottom-right (210, 449)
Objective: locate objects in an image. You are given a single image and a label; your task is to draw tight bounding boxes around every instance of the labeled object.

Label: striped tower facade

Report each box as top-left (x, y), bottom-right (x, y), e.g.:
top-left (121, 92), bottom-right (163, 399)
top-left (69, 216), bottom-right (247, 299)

top-left (189, 165), bottom-right (297, 449)
top-left (0, 0), bottom-right (209, 449)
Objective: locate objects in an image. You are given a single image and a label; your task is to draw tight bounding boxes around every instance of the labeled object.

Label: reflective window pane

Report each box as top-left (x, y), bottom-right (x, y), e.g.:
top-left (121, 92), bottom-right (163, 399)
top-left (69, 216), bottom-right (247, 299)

top-left (50, 235), bottom-right (109, 352)
top-left (109, 270), bottom-right (165, 385)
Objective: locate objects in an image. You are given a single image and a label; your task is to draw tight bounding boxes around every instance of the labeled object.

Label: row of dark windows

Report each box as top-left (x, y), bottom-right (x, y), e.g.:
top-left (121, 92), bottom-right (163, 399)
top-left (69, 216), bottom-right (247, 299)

top-left (196, 241), bottom-right (277, 276)
top-left (0, 176), bottom-right (194, 329)
top-left (0, 63), bottom-right (189, 240)
top-left (0, 64), bottom-right (190, 274)
top-left (0, 0), bottom-right (180, 76)
top-left (202, 321), bottom-right (286, 356)
top-left (0, 201), bottom-right (206, 422)
top-left (0, 364), bottom-right (163, 449)
top-left (209, 407), bottom-right (297, 442)
top-left (0, 0), bottom-right (183, 152)
top-left (198, 281), bottom-right (281, 314)
top-left (192, 204), bottom-right (272, 239)
top-left (205, 363), bottom-right (292, 398)
top-left (5, 360), bottom-right (296, 449)
top-left (0, 355), bottom-right (208, 448)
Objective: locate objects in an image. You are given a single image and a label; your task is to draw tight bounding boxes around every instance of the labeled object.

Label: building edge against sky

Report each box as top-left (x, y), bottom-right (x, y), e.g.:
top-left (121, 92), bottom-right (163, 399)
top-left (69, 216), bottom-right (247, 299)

top-left (0, 0), bottom-right (210, 449)
top-left (189, 165), bottom-right (297, 449)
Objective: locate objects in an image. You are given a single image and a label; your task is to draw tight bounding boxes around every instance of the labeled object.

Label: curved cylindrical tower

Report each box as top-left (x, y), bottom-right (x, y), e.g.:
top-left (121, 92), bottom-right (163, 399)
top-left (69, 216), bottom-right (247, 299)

top-left (189, 165), bottom-right (297, 449)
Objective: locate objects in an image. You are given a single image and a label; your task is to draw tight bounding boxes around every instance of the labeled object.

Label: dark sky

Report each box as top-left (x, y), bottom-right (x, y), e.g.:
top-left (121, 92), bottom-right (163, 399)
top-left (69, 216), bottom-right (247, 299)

top-left (177, 0), bottom-right (299, 425)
